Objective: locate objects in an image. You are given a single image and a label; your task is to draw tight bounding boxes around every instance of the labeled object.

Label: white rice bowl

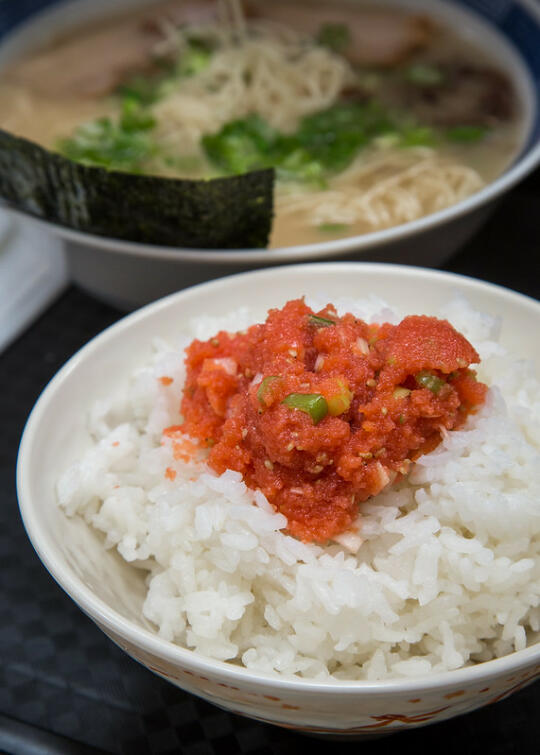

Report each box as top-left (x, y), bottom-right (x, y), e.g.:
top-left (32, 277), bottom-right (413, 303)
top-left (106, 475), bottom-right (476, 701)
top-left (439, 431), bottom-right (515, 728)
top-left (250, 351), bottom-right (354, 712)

top-left (56, 293), bottom-right (540, 681)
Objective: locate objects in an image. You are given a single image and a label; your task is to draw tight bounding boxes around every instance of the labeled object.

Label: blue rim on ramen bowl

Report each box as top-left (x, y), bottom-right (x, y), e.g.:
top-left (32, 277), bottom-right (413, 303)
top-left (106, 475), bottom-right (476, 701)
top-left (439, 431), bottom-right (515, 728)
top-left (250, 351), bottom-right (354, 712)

top-left (0, 0), bottom-right (539, 310)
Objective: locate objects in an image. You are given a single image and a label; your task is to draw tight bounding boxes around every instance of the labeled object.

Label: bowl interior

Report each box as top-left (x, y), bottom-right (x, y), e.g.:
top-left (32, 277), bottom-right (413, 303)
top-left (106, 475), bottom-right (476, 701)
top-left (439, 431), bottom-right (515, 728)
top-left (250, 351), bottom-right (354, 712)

top-left (17, 263), bottom-right (540, 675)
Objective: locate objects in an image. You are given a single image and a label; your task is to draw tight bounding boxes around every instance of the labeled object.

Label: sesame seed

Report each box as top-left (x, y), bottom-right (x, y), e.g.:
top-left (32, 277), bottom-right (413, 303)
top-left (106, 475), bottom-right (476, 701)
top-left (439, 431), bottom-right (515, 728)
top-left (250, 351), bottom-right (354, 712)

top-left (398, 459), bottom-right (411, 475)
top-left (366, 378), bottom-right (376, 388)
top-left (264, 459), bottom-right (274, 470)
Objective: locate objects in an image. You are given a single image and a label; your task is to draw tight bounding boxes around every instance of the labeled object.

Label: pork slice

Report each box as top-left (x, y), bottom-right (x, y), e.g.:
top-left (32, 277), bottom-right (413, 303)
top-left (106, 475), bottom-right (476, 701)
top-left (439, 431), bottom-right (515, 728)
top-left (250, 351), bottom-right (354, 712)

top-left (6, 0), bottom-right (216, 99)
top-left (252, 2), bottom-right (433, 66)
top-left (388, 63), bottom-right (516, 127)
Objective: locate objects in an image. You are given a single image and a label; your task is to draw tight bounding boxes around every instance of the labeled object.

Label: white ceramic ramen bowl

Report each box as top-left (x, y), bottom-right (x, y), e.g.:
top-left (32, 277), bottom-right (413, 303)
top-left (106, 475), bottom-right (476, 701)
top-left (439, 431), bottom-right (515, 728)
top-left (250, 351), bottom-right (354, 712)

top-left (1, 0), bottom-right (540, 309)
top-left (17, 263), bottom-right (540, 737)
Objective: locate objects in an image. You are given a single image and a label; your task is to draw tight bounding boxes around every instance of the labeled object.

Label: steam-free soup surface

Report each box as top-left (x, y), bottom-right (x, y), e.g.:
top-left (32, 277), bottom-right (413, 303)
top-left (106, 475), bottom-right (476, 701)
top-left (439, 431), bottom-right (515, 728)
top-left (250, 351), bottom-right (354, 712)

top-left (0, 0), bottom-right (525, 248)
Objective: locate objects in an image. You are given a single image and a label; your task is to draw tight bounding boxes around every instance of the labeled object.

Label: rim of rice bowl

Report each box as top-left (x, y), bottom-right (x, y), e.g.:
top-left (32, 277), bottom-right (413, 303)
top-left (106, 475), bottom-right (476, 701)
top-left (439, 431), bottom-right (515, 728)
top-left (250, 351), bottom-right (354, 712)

top-left (16, 263), bottom-right (540, 694)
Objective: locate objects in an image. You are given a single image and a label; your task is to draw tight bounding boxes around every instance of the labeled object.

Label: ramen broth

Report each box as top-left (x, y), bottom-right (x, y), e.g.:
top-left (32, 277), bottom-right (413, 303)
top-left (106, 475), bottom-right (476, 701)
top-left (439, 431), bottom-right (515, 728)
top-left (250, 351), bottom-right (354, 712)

top-left (270, 121), bottom-right (522, 247)
top-left (0, 0), bottom-right (525, 248)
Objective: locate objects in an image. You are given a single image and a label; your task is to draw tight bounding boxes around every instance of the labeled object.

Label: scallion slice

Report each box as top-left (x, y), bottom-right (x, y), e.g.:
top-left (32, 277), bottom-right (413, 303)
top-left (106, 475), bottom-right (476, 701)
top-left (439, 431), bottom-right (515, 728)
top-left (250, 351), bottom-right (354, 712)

top-left (446, 125), bottom-right (489, 143)
top-left (257, 375), bottom-right (281, 405)
top-left (415, 371), bottom-right (445, 394)
top-left (282, 393), bottom-right (328, 424)
top-left (405, 63), bottom-right (445, 87)
top-left (327, 380), bottom-right (353, 416)
top-left (309, 314), bottom-right (336, 328)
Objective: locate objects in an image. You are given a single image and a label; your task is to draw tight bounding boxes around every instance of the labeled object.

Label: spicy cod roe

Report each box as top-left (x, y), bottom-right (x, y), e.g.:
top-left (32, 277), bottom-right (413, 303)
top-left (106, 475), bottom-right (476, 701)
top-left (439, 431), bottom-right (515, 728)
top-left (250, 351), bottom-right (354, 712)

top-left (174, 299), bottom-right (487, 543)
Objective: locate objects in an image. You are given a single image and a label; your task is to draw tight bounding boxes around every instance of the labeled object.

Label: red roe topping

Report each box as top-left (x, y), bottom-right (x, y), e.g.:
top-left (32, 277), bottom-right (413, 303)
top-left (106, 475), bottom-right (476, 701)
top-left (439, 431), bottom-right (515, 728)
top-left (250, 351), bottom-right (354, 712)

top-left (176, 299), bottom-right (487, 543)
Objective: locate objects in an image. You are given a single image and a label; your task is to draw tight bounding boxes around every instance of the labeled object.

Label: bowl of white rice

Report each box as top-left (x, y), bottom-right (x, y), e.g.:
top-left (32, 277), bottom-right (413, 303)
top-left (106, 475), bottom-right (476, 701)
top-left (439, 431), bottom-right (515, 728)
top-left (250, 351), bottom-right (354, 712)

top-left (17, 263), bottom-right (540, 737)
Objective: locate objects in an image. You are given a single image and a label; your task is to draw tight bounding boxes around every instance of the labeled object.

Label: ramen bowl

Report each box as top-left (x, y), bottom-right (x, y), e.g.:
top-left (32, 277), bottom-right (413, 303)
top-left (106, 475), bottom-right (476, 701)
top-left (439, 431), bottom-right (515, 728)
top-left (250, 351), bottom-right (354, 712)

top-left (1, 0), bottom-right (540, 310)
top-left (17, 263), bottom-right (540, 737)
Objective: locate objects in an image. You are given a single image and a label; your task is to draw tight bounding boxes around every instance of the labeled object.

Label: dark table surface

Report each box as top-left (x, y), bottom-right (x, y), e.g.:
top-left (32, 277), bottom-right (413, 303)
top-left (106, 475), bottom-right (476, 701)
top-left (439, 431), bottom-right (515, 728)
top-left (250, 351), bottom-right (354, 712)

top-left (1, 170), bottom-right (539, 755)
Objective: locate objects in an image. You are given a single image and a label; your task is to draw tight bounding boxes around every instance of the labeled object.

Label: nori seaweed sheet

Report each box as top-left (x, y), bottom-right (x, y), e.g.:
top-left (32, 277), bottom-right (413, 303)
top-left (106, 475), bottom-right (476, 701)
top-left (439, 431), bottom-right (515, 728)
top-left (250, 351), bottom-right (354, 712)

top-left (0, 129), bottom-right (274, 248)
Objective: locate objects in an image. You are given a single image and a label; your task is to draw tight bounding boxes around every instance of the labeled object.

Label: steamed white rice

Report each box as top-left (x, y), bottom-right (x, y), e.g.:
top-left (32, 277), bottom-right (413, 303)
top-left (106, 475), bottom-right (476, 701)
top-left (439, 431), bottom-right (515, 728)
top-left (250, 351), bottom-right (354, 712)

top-left (57, 295), bottom-right (540, 680)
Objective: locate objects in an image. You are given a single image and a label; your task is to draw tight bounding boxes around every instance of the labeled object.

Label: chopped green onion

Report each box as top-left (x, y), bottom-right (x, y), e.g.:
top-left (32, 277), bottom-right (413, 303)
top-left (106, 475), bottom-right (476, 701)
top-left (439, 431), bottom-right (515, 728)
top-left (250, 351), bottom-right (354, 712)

top-left (318, 223), bottom-right (350, 233)
top-left (257, 375), bottom-right (282, 405)
top-left (317, 23), bottom-right (351, 53)
top-left (399, 414), bottom-right (406, 425)
top-left (309, 314), bottom-right (336, 328)
top-left (275, 147), bottom-right (327, 187)
top-left (295, 102), bottom-right (393, 173)
top-left (203, 101), bottom-right (440, 182)
top-left (58, 100), bottom-right (157, 172)
top-left (116, 58), bottom-right (176, 105)
top-left (162, 154), bottom-right (205, 172)
top-left (374, 133), bottom-right (401, 150)
top-left (405, 63), bottom-right (445, 87)
top-left (446, 125), bottom-right (489, 143)
top-left (398, 125), bottom-right (437, 148)
top-left (327, 380), bottom-right (353, 416)
top-left (202, 114), bottom-right (278, 175)
top-left (392, 387), bottom-right (411, 400)
top-left (177, 45), bottom-right (212, 77)
top-left (415, 371), bottom-right (445, 394)
top-left (120, 97), bottom-right (156, 132)
top-left (282, 393), bottom-right (328, 424)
